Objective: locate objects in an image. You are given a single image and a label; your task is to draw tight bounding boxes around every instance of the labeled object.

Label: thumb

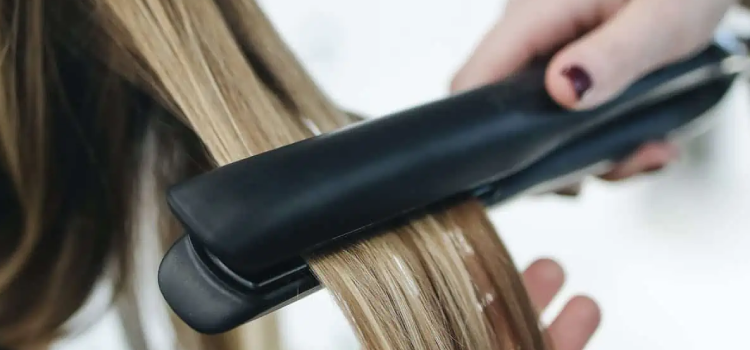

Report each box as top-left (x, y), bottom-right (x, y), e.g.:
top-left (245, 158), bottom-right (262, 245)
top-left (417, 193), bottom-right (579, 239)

top-left (545, 0), bottom-right (717, 110)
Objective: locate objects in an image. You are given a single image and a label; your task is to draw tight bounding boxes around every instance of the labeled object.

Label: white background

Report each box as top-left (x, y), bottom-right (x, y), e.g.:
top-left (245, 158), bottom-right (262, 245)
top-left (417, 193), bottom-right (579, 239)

top-left (55, 1), bottom-right (750, 349)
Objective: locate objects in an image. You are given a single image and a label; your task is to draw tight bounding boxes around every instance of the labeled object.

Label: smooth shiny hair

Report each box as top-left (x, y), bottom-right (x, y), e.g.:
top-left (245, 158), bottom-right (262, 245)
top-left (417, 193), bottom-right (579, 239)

top-left (0, 1), bottom-right (549, 349)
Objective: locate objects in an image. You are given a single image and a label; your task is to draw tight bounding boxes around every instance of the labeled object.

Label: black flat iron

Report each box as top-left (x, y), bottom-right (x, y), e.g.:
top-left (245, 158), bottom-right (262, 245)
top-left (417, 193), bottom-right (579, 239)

top-left (158, 33), bottom-right (749, 334)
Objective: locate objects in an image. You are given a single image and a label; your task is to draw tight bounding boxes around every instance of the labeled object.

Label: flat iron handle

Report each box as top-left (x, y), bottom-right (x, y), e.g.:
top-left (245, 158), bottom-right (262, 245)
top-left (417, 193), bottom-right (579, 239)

top-left (479, 62), bottom-right (734, 204)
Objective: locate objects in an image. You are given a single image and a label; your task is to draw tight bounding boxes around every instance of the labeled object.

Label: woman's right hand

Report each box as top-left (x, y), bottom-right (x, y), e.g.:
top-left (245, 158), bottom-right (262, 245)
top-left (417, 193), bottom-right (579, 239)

top-left (452, 0), bottom-right (735, 186)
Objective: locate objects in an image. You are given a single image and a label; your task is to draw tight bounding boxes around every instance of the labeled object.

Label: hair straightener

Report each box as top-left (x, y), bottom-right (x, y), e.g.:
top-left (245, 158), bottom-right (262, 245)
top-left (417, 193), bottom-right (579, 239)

top-left (157, 33), bottom-right (749, 334)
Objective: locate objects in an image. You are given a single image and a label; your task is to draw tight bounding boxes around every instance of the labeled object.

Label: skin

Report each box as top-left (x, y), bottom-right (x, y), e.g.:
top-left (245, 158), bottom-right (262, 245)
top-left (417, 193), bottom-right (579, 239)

top-left (461, 1), bottom-right (737, 347)
top-left (523, 259), bottom-right (601, 350)
top-left (453, 0), bottom-right (736, 182)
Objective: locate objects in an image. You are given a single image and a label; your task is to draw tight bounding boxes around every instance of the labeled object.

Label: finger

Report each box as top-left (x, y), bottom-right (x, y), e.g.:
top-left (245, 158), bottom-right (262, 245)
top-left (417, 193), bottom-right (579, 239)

top-left (451, 0), bottom-right (603, 93)
top-left (522, 259), bottom-right (565, 312)
top-left (555, 182), bottom-right (583, 197)
top-left (545, 0), bottom-right (723, 109)
top-left (601, 142), bottom-right (679, 180)
top-left (548, 296), bottom-right (601, 350)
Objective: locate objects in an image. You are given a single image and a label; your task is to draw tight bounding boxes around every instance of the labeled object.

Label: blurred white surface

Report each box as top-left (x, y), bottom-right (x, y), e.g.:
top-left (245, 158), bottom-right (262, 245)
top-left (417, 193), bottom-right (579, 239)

top-left (56, 1), bottom-right (750, 349)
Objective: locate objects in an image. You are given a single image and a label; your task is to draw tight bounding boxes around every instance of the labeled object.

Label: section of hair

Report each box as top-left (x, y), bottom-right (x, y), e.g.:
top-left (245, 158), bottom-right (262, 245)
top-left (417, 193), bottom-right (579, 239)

top-left (1, 0), bottom-right (550, 349)
top-left (310, 200), bottom-right (547, 350)
top-left (0, 1), bottom-right (148, 347)
top-left (91, 0), bottom-right (551, 349)
top-left (88, 0), bottom-right (342, 349)
top-left (0, 0), bottom-right (283, 348)
top-left (90, 0), bottom-right (550, 349)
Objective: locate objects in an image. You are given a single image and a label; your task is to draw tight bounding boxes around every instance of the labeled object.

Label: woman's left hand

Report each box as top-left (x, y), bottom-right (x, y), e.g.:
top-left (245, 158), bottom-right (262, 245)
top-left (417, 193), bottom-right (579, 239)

top-left (522, 259), bottom-right (601, 350)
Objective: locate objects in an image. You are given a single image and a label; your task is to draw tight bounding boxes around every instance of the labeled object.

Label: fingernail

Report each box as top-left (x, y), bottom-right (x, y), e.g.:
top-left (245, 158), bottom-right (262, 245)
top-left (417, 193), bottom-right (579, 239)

top-left (556, 190), bottom-right (580, 197)
top-left (562, 65), bottom-right (593, 100)
top-left (556, 184), bottom-right (582, 197)
top-left (643, 164), bottom-right (665, 174)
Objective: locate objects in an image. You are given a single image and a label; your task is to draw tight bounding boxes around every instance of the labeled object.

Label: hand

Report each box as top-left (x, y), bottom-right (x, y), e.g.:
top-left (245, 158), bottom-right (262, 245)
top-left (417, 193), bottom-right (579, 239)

top-left (522, 259), bottom-right (600, 350)
top-left (452, 0), bottom-right (735, 183)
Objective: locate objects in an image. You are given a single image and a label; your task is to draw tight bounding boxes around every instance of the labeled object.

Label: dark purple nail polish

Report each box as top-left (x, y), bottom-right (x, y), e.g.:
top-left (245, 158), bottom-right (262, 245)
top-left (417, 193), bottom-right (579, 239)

top-left (643, 164), bottom-right (665, 173)
top-left (555, 184), bottom-right (582, 197)
top-left (562, 65), bottom-right (593, 100)
top-left (556, 189), bottom-right (581, 197)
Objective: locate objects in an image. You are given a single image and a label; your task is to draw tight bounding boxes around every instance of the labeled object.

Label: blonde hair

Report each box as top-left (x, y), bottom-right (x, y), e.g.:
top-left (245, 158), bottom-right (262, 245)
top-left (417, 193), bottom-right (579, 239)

top-left (0, 0), bottom-right (547, 349)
